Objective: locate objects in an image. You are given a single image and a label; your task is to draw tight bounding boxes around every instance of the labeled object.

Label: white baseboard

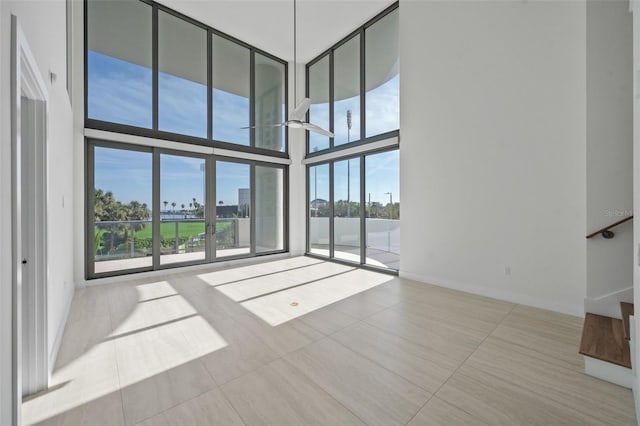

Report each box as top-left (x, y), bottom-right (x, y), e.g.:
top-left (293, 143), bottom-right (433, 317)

top-left (634, 379), bottom-right (640, 426)
top-left (48, 283), bottom-right (74, 380)
top-left (584, 356), bottom-right (632, 389)
top-left (80, 252), bottom-right (302, 288)
top-left (399, 271), bottom-right (584, 317)
top-left (630, 316), bottom-right (640, 422)
top-left (584, 286), bottom-right (633, 319)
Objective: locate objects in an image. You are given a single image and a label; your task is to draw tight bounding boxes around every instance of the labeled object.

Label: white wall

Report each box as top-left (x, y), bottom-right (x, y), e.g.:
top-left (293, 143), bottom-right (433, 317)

top-left (399, 0), bottom-right (587, 316)
top-left (0, 3), bottom-right (9, 423)
top-left (0, 2), bottom-right (75, 420)
top-left (631, 0), bottom-right (640, 418)
top-left (289, 63), bottom-right (308, 256)
top-left (585, 0), bottom-right (634, 318)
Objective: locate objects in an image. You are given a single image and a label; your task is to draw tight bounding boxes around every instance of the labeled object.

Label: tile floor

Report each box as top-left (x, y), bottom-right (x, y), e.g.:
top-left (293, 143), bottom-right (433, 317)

top-left (22, 256), bottom-right (636, 425)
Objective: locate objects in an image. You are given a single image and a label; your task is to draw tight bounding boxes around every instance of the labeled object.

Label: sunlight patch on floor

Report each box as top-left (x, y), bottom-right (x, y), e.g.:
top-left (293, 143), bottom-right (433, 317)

top-left (214, 261), bottom-right (355, 302)
top-left (135, 280), bottom-right (179, 301)
top-left (240, 269), bottom-right (394, 326)
top-left (22, 279), bottom-right (228, 425)
top-left (196, 256), bottom-right (323, 288)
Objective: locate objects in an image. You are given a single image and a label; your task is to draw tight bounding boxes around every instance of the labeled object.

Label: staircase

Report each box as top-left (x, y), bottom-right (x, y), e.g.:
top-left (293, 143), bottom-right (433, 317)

top-left (579, 302), bottom-right (633, 387)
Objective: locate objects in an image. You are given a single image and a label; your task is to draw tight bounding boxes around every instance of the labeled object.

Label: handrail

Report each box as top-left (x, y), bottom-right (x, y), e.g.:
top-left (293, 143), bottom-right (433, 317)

top-left (586, 215), bottom-right (633, 239)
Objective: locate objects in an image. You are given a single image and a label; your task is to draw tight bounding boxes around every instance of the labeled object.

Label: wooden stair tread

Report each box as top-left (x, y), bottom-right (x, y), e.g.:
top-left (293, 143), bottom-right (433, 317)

top-left (620, 302), bottom-right (634, 341)
top-left (579, 313), bottom-right (631, 368)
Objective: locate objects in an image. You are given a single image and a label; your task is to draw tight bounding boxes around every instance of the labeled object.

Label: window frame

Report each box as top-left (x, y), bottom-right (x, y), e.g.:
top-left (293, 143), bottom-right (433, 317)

top-left (84, 0), bottom-right (289, 158)
top-left (305, 144), bottom-right (399, 274)
top-left (86, 138), bottom-right (289, 280)
top-left (305, 2), bottom-right (399, 158)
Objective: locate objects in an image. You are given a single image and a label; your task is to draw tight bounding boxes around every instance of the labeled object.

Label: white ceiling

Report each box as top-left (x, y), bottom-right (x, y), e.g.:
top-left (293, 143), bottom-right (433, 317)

top-left (155, 0), bottom-right (395, 63)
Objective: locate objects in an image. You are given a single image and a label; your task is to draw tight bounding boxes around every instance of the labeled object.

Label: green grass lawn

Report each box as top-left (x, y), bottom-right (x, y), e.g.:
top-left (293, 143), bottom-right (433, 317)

top-left (95, 220), bottom-right (238, 257)
top-left (107, 220), bottom-right (232, 241)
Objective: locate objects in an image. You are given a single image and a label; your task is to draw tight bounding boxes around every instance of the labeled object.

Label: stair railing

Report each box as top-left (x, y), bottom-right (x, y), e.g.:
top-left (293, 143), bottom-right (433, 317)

top-left (586, 215), bottom-right (633, 239)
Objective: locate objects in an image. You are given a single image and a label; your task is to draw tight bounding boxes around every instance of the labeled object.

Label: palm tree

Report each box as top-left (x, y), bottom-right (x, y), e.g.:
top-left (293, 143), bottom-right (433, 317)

top-left (163, 201), bottom-right (168, 211)
top-left (171, 202), bottom-right (176, 212)
top-left (181, 204), bottom-right (185, 211)
top-left (189, 202), bottom-right (193, 211)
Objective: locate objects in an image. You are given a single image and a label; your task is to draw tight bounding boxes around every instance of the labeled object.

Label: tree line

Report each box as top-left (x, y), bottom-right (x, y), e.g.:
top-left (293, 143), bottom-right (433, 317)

top-left (312, 200), bottom-right (400, 219)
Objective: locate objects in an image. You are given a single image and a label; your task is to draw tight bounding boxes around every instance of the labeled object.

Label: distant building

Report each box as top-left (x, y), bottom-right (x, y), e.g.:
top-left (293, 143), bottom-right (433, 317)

top-left (238, 188), bottom-right (250, 217)
top-left (216, 205), bottom-right (238, 218)
top-left (310, 198), bottom-right (328, 208)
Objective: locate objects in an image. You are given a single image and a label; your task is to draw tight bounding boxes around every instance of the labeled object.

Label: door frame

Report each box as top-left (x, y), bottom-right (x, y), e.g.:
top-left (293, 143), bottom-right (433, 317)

top-left (11, 13), bottom-right (50, 423)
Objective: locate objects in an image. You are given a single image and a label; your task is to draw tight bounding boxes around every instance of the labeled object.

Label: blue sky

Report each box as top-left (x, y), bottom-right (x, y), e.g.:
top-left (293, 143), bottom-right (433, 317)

top-left (95, 148), bottom-right (250, 209)
top-left (160, 154), bottom-right (206, 208)
top-left (90, 51), bottom-right (398, 209)
top-left (94, 147), bottom-right (153, 206)
top-left (310, 150), bottom-right (400, 206)
top-left (309, 74), bottom-right (399, 152)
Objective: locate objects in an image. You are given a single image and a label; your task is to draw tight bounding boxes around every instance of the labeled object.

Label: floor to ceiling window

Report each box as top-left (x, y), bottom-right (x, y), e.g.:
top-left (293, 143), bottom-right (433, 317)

top-left (255, 165), bottom-right (286, 253)
top-left (255, 54), bottom-right (286, 152)
top-left (308, 163), bottom-right (330, 255)
top-left (91, 145), bottom-right (153, 274)
top-left (333, 35), bottom-right (361, 147)
top-left (365, 150), bottom-right (400, 270)
top-left (307, 149), bottom-right (400, 271)
top-left (87, 0), bottom-right (153, 128)
top-left (86, 0), bottom-right (287, 154)
top-left (215, 160), bottom-right (251, 258)
top-left (365, 8), bottom-right (400, 137)
top-left (85, 0), bottom-right (288, 279)
top-left (308, 56), bottom-right (330, 153)
top-left (158, 11), bottom-right (207, 138)
top-left (87, 140), bottom-right (288, 278)
top-left (212, 34), bottom-right (250, 146)
top-left (159, 153), bottom-right (207, 266)
top-left (333, 158), bottom-right (361, 262)
top-left (305, 3), bottom-right (399, 272)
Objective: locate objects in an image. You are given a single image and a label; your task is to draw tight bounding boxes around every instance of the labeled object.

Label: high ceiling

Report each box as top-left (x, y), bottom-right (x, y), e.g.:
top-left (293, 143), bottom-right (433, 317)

top-left (156, 0), bottom-right (395, 63)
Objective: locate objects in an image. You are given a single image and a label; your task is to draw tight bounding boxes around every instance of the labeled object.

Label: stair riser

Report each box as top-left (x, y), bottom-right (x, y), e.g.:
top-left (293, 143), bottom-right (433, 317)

top-left (584, 356), bottom-right (632, 389)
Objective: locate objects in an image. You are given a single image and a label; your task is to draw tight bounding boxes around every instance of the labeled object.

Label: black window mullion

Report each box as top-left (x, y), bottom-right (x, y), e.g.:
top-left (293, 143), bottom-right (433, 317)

top-left (152, 4), bottom-right (159, 130)
top-left (305, 165), bottom-right (310, 253)
top-left (250, 50), bottom-right (256, 148)
top-left (329, 51), bottom-right (334, 149)
top-left (284, 62), bottom-right (289, 154)
top-left (360, 29), bottom-right (365, 143)
top-left (83, 0), bottom-right (88, 126)
top-left (209, 157), bottom-right (217, 262)
top-left (360, 155), bottom-right (366, 265)
top-left (329, 161), bottom-right (335, 259)
top-left (207, 29), bottom-right (213, 141)
top-left (305, 64), bottom-right (310, 155)
top-left (152, 149), bottom-right (160, 269)
top-left (85, 142), bottom-right (95, 279)
top-left (284, 164), bottom-right (290, 252)
top-left (250, 162), bottom-right (256, 255)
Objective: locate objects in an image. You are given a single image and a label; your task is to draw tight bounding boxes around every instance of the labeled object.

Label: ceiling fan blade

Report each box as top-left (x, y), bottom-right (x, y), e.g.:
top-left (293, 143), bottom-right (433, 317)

top-left (289, 98), bottom-right (312, 121)
top-left (240, 123), bottom-right (285, 129)
top-left (302, 122), bottom-right (334, 138)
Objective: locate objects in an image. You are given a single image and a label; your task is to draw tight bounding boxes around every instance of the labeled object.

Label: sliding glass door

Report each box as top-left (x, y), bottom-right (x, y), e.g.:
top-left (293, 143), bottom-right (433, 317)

top-left (215, 160), bottom-right (251, 259)
top-left (306, 148), bottom-right (399, 271)
top-left (87, 140), bottom-right (287, 279)
top-left (365, 150), bottom-right (400, 270)
top-left (92, 145), bottom-right (153, 274)
top-left (333, 158), bottom-right (361, 262)
top-left (159, 153), bottom-right (207, 266)
top-left (255, 166), bottom-right (285, 253)
top-left (308, 164), bottom-right (330, 256)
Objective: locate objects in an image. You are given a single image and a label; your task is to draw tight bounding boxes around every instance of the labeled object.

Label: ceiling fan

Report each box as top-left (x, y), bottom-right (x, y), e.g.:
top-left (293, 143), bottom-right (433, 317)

top-left (245, 0), bottom-right (334, 138)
